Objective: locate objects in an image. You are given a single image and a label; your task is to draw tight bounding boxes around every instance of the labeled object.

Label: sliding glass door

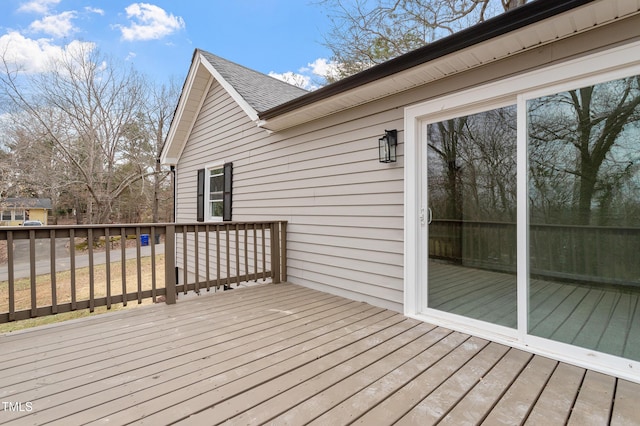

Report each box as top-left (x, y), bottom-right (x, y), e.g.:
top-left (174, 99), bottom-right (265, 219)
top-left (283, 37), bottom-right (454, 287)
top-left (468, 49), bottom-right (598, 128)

top-left (426, 105), bottom-right (518, 328)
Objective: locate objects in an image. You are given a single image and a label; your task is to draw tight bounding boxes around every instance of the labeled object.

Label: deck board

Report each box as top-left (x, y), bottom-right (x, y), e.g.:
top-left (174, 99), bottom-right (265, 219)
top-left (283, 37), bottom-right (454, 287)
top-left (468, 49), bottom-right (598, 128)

top-left (567, 371), bottom-right (616, 425)
top-left (0, 283), bottom-right (638, 425)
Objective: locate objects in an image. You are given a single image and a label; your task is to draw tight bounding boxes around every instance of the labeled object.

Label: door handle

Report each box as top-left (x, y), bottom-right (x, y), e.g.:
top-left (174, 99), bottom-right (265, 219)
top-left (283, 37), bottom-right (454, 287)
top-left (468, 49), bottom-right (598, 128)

top-left (428, 208), bottom-right (433, 224)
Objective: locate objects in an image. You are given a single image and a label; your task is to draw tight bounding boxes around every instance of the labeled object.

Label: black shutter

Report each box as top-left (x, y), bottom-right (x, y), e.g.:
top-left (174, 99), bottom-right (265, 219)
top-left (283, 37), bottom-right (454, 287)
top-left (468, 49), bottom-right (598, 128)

top-left (196, 168), bottom-right (205, 222)
top-left (223, 162), bottom-right (232, 221)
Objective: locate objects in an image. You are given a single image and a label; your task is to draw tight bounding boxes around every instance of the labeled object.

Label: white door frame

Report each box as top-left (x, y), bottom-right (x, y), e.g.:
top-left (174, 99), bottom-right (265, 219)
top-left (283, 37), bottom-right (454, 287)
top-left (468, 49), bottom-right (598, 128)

top-left (403, 40), bottom-right (640, 383)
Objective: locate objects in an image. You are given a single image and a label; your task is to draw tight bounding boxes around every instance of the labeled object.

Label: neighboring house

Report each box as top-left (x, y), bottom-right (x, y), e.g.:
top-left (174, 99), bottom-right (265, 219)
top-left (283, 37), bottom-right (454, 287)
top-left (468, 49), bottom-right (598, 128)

top-left (0, 198), bottom-right (51, 226)
top-left (162, 0), bottom-right (640, 383)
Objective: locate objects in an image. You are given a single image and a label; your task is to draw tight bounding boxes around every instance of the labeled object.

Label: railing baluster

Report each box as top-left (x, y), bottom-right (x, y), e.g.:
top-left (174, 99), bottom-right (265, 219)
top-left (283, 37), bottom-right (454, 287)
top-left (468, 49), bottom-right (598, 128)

top-left (88, 228), bottom-right (95, 313)
top-left (29, 229), bottom-right (36, 317)
top-left (205, 225), bottom-right (210, 292)
top-left (50, 229), bottom-right (57, 314)
top-left (182, 228), bottom-right (188, 294)
top-left (136, 226), bottom-right (142, 304)
top-left (261, 224), bottom-right (266, 281)
top-left (194, 224), bottom-right (200, 294)
top-left (150, 226), bottom-right (156, 303)
top-left (216, 224), bottom-right (221, 289)
top-left (121, 227), bottom-right (127, 307)
top-left (281, 222), bottom-right (287, 282)
top-left (244, 224), bottom-right (248, 283)
top-left (271, 222), bottom-right (280, 284)
top-left (253, 224), bottom-right (258, 282)
top-left (105, 227), bottom-right (111, 309)
top-left (235, 224), bottom-right (240, 286)
top-left (164, 225), bottom-right (176, 304)
top-left (70, 228), bottom-right (76, 310)
top-left (226, 224), bottom-right (231, 287)
top-left (7, 231), bottom-right (15, 321)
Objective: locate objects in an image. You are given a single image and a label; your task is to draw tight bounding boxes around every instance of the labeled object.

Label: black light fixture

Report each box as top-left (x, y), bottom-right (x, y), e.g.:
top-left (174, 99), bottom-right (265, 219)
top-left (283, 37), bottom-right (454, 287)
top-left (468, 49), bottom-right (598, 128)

top-left (378, 129), bottom-right (397, 163)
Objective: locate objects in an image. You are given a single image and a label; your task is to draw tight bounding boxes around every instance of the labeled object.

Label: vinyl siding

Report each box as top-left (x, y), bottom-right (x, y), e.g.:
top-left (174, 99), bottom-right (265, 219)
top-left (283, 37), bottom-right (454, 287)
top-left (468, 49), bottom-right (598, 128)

top-left (175, 17), bottom-right (640, 312)
top-left (176, 78), bottom-right (406, 311)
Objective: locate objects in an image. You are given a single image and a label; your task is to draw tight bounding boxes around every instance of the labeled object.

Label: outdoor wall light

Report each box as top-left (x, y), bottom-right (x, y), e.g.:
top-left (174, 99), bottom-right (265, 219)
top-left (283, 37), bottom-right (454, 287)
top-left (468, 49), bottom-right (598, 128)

top-left (378, 129), bottom-right (397, 163)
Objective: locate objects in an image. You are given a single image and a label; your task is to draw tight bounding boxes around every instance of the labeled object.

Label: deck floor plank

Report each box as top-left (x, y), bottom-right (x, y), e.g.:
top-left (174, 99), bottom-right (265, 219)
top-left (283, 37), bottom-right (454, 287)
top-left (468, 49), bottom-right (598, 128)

top-left (19, 300), bottom-right (371, 421)
top-left (436, 348), bottom-right (534, 425)
top-left (257, 328), bottom-right (463, 426)
top-left (355, 340), bottom-right (509, 425)
top-left (395, 342), bottom-right (510, 425)
top-left (208, 322), bottom-right (442, 425)
top-left (567, 370), bottom-right (616, 426)
top-left (19, 299), bottom-right (387, 424)
top-left (140, 317), bottom-right (421, 425)
top-left (482, 355), bottom-right (558, 425)
top-left (2, 288), bottom-right (340, 396)
top-left (524, 362), bottom-right (585, 425)
top-left (611, 379), bottom-right (640, 426)
top-left (0, 286), bottom-right (326, 377)
top-left (0, 283), bottom-right (638, 426)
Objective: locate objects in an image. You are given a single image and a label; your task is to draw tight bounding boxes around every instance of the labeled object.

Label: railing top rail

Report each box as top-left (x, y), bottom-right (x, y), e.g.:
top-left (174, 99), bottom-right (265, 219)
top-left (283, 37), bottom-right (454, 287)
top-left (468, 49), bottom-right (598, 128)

top-left (0, 221), bottom-right (289, 240)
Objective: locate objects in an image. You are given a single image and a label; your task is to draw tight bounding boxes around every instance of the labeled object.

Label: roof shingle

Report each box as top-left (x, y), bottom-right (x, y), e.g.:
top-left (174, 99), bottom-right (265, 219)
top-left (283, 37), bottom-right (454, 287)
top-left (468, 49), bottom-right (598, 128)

top-left (198, 50), bottom-right (308, 113)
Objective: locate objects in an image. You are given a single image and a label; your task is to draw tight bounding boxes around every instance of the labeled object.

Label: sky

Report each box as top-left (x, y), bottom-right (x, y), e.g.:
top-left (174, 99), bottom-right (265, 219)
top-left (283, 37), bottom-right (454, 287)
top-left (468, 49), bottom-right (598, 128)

top-left (0, 0), bottom-right (336, 90)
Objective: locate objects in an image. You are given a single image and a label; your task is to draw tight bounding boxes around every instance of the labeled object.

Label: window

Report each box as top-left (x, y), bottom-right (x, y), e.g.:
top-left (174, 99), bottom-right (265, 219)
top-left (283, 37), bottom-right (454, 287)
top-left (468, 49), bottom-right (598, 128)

top-left (197, 162), bottom-right (232, 222)
top-left (1, 211), bottom-right (11, 221)
top-left (14, 210), bottom-right (24, 221)
top-left (208, 167), bottom-right (224, 219)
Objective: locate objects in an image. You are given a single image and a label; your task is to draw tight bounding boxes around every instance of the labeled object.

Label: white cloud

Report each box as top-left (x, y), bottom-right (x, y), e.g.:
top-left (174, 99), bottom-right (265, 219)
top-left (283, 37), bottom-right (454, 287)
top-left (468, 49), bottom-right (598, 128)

top-left (85, 7), bottom-right (105, 16)
top-left (269, 58), bottom-right (340, 91)
top-left (18, 0), bottom-right (60, 14)
top-left (118, 3), bottom-right (185, 41)
top-left (302, 58), bottom-right (340, 81)
top-left (0, 31), bottom-right (95, 73)
top-left (28, 11), bottom-right (77, 38)
top-left (268, 71), bottom-right (313, 90)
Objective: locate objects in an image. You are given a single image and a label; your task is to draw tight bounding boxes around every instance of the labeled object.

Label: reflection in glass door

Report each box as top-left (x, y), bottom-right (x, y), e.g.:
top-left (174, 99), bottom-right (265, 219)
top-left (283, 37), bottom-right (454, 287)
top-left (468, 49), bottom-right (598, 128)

top-left (527, 75), bottom-right (640, 361)
top-left (426, 106), bottom-right (518, 328)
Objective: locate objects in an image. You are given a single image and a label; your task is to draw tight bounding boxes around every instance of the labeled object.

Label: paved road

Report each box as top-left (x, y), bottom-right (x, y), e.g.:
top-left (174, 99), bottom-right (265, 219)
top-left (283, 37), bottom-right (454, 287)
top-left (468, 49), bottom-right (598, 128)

top-left (0, 243), bottom-right (165, 281)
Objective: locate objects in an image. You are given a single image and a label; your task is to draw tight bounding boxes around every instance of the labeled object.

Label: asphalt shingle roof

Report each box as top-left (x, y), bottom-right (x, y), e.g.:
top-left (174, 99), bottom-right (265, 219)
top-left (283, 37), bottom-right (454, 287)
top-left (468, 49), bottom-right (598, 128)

top-left (1, 198), bottom-right (52, 210)
top-left (199, 50), bottom-right (308, 114)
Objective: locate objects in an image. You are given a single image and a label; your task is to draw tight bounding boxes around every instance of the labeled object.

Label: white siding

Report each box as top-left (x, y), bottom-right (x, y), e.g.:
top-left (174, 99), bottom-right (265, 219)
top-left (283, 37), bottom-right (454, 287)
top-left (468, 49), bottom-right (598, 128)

top-left (175, 15), bottom-right (640, 312)
top-left (176, 78), bottom-right (406, 311)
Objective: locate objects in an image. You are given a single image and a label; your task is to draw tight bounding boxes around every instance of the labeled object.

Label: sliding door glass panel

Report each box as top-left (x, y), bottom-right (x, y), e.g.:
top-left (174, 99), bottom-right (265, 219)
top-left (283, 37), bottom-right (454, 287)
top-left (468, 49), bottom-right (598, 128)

top-left (527, 75), bottom-right (640, 360)
top-left (427, 105), bottom-right (517, 328)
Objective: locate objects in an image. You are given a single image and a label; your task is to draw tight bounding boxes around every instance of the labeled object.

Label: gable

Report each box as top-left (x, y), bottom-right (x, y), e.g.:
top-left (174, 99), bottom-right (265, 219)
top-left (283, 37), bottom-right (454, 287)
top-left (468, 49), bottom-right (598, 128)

top-left (161, 50), bottom-right (307, 165)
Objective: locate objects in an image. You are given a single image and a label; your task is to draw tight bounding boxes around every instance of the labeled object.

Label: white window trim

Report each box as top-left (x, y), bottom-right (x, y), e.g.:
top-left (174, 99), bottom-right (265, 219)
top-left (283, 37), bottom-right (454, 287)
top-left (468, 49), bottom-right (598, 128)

top-left (204, 161), bottom-right (225, 222)
top-left (404, 40), bottom-right (640, 382)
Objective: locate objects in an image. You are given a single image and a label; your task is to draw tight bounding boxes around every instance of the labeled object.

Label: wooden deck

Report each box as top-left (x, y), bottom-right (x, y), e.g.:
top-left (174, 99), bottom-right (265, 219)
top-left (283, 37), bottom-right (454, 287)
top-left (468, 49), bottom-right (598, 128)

top-left (0, 283), bottom-right (639, 425)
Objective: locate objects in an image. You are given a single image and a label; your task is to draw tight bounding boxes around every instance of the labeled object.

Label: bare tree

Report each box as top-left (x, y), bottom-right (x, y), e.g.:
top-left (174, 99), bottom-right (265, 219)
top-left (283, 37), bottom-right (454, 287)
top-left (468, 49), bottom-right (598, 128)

top-left (0, 44), bottom-right (150, 224)
top-left (528, 76), bottom-right (640, 225)
top-left (145, 79), bottom-right (180, 223)
top-left (318, 0), bottom-right (529, 81)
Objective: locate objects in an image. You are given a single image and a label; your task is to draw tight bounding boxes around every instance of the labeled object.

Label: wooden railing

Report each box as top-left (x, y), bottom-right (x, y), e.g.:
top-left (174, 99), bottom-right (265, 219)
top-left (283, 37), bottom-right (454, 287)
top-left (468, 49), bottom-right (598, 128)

top-left (0, 221), bottom-right (287, 323)
top-left (429, 219), bottom-right (640, 286)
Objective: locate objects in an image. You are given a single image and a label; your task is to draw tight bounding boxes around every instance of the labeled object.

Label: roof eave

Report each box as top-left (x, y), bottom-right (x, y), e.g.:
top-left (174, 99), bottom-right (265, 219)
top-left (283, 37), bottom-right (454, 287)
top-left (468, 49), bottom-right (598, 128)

top-left (258, 0), bottom-right (596, 124)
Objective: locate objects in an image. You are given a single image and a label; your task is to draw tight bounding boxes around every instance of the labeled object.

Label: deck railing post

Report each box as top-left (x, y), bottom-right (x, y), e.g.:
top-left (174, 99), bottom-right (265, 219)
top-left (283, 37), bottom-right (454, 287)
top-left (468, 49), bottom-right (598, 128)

top-left (164, 225), bottom-right (177, 304)
top-left (280, 221), bottom-right (287, 282)
top-left (271, 222), bottom-right (281, 284)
